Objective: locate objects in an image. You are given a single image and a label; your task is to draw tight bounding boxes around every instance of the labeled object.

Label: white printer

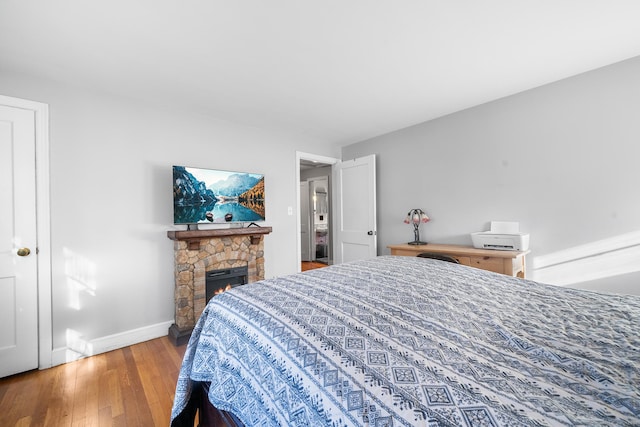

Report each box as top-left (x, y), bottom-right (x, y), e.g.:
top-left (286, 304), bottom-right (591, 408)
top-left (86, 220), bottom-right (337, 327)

top-left (471, 221), bottom-right (530, 251)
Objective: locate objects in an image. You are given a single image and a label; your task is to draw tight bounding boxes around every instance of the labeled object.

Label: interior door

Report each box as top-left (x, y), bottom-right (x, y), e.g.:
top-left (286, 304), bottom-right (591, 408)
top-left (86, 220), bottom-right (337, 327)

top-left (300, 181), bottom-right (311, 261)
top-left (334, 154), bottom-right (377, 263)
top-left (0, 104), bottom-right (39, 378)
top-left (311, 177), bottom-right (330, 263)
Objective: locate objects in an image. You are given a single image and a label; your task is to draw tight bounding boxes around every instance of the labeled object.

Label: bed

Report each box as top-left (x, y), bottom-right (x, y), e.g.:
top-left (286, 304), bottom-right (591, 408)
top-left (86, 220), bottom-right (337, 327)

top-left (171, 255), bottom-right (640, 426)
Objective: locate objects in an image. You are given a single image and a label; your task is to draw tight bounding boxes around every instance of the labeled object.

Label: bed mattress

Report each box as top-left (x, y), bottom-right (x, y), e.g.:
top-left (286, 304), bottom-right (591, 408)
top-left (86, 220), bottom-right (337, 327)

top-left (172, 255), bottom-right (640, 426)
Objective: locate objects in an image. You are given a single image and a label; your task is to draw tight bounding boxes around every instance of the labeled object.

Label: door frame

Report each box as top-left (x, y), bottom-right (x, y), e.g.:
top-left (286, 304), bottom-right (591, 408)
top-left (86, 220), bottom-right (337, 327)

top-left (296, 151), bottom-right (339, 271)
top-left (0, 95), bottom-right (52, 370)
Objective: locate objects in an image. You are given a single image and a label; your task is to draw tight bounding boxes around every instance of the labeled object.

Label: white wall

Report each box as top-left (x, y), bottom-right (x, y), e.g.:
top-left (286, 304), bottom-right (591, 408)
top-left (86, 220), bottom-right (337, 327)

top-left (343, 56), bottom-right (640, 296)
top-left (0, 71), bottom-right (339, 361)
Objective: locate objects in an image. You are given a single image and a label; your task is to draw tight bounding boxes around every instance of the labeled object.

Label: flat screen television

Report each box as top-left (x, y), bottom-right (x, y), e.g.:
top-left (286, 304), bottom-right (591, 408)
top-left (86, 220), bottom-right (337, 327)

top-left (173, 165), bottom-right (265, 226)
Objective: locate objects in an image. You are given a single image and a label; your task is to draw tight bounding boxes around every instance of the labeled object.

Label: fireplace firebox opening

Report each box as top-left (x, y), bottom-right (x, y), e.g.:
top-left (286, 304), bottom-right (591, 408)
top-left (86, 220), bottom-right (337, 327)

top-left (206, 265), bottom-right (248, 302)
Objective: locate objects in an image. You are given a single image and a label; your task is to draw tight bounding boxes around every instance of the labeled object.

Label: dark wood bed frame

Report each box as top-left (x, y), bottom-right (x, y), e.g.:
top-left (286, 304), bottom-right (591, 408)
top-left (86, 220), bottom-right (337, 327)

top-left (171, 382), bottom-right (243, 427)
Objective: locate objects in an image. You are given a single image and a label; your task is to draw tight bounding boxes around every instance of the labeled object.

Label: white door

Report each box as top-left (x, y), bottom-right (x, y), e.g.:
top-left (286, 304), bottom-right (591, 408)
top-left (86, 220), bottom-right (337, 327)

top-left (0, 104), bottom-right (39, 377)
top-left (334, 154), bottom-right (377, 263)
top-left (300, 181), bottom-right (311, 261)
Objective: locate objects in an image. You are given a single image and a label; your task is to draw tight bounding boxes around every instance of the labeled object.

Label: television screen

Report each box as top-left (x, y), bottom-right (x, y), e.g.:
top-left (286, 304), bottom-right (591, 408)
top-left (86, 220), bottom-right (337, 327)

top-left (173, 165), bottom-right (265, 225)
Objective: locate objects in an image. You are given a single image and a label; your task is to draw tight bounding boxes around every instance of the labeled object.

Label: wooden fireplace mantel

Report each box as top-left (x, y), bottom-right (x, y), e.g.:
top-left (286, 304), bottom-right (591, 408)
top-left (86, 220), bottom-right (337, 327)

top-left (167, 226), bottom-right (272, 250)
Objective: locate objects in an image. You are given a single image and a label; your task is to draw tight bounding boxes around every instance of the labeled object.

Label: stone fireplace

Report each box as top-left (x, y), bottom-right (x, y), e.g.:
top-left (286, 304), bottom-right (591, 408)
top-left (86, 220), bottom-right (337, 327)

top-left (167, 226), bottom-right (272, 345)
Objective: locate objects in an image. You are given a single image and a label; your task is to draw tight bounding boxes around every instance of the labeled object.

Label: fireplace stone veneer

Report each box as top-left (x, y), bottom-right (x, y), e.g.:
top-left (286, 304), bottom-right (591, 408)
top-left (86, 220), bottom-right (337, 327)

top-left (167, 227), bottom-right (272, 345)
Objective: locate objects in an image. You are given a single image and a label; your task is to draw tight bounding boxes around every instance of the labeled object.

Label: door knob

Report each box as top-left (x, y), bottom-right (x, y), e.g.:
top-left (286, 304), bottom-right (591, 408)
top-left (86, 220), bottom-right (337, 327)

top-left (17, 247), bottom-right (31, 257)
top-left (367, 231), bottom-right (374, 236)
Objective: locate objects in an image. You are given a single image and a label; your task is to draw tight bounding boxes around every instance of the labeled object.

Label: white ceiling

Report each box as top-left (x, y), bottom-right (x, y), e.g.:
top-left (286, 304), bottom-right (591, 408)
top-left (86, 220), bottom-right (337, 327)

top-left (2, 1), bottom-right (640, 147)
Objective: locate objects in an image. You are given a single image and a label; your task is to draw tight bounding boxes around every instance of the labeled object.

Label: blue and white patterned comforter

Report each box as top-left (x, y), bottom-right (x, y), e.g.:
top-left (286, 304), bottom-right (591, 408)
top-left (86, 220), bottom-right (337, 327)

top-left (171, 256), bottom-right (640, 426)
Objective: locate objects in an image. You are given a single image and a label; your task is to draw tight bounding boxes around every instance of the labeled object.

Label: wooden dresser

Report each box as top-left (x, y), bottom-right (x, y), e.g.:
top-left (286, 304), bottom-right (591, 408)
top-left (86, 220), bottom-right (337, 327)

top-left (387, 243), bottom-right (529, 278)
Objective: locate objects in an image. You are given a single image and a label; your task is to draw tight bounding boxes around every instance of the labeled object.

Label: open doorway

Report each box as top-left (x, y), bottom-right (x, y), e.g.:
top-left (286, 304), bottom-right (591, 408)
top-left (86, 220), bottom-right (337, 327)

top-left (296, 152), bottom-right (339, 272)
top-left (302, 175), bottom-right (330, 267)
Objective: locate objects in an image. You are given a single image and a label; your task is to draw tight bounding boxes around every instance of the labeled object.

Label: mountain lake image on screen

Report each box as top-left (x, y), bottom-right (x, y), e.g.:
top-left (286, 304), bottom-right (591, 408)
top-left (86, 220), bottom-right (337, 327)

top-left (173, 165), bottom-right (265, 225)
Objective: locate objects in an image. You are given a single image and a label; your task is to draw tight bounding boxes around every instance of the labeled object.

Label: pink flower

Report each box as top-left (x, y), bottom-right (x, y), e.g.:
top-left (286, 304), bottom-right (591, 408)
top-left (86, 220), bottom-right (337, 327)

top-left (404, 209), bottom-right (430, 224)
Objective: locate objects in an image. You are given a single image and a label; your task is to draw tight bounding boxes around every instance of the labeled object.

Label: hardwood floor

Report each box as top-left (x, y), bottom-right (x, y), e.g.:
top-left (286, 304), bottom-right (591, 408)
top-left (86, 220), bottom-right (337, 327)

top-left (1, 264), bottom-right (327, 426)
top-left (301, 261), bottom-right (328, 271)
top-left (0, 336), bottom-right (189, 427)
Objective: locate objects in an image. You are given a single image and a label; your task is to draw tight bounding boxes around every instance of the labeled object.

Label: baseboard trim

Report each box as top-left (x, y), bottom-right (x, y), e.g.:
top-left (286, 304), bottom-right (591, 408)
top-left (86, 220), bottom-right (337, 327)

top-left (51, 320), bottom-right (174, 367)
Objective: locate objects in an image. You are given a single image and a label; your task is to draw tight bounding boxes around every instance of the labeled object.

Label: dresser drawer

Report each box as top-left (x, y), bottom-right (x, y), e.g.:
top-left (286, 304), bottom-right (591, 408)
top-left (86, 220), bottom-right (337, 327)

top-left (452, 256), bottom-right (471, 266)
top-left (469, 256), bottom-right (504, 274)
